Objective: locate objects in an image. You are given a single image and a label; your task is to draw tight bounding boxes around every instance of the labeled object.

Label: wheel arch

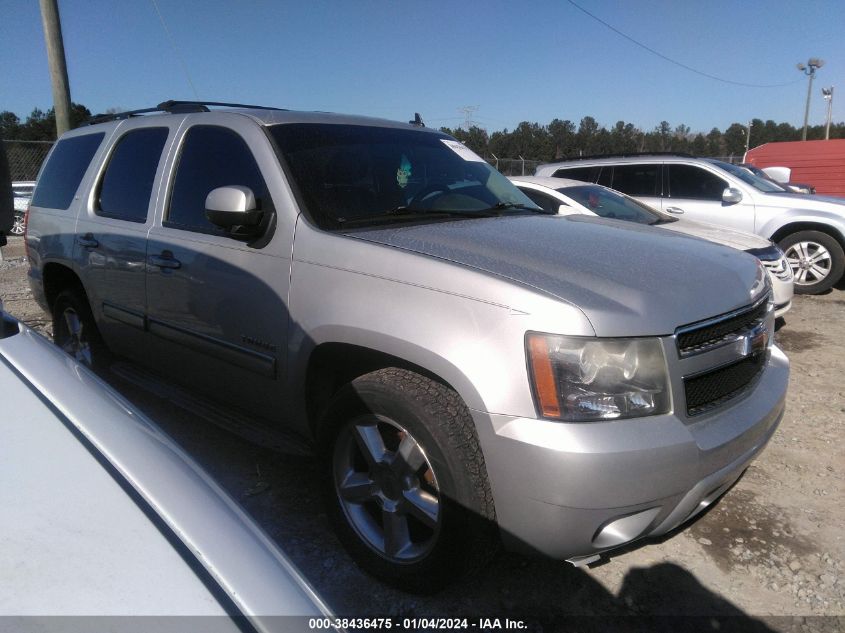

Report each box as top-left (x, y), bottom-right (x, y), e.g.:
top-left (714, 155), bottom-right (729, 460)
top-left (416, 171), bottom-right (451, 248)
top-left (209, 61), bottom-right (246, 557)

top-left (302, 338), bottom-right (482, 439)
top-left (41, 261), bottom-right (87, 312)
top-left (769, 221), bottom-right (845, 254)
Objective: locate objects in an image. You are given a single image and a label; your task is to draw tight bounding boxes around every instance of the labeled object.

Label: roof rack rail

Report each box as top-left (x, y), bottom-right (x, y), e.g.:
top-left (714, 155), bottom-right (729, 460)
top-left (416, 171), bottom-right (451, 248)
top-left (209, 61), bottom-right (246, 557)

top-left (558, 151), bottom-right (698, 161)
top-left (86, 100), bottom-right (285, 125)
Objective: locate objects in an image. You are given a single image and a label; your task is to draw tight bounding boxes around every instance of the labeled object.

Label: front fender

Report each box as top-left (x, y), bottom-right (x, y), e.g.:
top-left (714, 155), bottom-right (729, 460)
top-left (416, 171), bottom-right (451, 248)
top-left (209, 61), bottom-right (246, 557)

top-left (758, 210), bottom-right (845, 242)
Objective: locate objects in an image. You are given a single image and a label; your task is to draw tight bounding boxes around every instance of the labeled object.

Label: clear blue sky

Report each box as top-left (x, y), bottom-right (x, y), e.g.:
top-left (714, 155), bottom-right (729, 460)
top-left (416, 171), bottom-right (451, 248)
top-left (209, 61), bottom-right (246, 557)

top-left (2, 0), bottom-right (843, 136)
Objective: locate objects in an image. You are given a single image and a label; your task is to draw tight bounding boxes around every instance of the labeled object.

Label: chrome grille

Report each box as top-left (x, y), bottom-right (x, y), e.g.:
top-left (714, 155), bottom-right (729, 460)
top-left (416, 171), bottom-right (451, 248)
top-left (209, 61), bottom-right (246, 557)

top-left (762, 256), bottom-right (793, 281)
top-left (676, 297), bottom-right (769, 357)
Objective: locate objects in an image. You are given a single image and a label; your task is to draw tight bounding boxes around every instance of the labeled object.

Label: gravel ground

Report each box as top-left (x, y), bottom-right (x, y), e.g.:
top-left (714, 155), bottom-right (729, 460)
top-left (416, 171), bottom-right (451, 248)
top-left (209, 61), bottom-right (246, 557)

top-left (1, 236), bottom-right (843, 632)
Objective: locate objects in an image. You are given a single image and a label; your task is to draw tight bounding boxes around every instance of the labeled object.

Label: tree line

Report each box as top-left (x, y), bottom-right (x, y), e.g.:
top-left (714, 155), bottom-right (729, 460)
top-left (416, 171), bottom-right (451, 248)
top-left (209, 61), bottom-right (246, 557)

top-left (2, 103), bottom-right (843, 162)
top-left (441, 117), bottom-right (845, 162)
top-left (1, 104), bottom-right (92, 141)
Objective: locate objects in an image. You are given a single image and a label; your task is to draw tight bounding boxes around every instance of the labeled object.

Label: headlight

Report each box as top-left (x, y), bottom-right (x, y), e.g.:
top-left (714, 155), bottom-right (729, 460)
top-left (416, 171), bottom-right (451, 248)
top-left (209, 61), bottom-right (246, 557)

top-left (526, 333), bottom-right (670, 421)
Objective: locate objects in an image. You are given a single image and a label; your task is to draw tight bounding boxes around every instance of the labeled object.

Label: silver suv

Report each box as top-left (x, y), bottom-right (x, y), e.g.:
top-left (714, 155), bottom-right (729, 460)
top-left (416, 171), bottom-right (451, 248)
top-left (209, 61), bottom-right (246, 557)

top-left (26, 102), bottom-right (788, 590)
top-left (536, 154), bottom-right (845, 294)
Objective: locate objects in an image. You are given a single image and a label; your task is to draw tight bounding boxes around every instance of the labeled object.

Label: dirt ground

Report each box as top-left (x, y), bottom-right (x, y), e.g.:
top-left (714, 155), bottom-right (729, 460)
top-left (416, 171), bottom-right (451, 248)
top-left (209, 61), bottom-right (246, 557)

top-left (1, 235), bottom-right (842, 631)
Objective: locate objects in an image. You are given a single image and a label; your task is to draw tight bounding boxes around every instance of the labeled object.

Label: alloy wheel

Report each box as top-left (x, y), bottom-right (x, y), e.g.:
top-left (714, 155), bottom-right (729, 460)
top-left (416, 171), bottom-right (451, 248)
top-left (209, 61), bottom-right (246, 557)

top-left (333, 415), bottom-right (441, 562)
top-left (10, 212), bottom-right (25, 236)
top-left (784, 241), bottom-right (831, 286)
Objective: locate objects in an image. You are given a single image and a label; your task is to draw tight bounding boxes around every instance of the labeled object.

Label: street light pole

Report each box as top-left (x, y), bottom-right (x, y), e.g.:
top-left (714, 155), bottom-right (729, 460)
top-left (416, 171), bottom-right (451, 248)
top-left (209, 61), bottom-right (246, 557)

top-left (797, 58), bottom-right (825, 141)
top-left (822, 87), bottom-right (834, 140)
top-left (745, 120), bottom-right (752, 156)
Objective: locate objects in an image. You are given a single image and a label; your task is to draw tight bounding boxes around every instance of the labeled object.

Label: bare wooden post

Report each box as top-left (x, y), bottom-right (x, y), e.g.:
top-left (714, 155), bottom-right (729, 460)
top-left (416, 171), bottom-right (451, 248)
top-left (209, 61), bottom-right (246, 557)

top-left (39, 0), bottom-right (72, 137)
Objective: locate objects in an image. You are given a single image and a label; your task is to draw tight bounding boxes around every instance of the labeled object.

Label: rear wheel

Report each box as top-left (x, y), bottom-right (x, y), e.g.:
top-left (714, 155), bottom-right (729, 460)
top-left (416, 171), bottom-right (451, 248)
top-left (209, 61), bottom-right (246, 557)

top-left (52, 288), bottom-right (110, 371)
top-left (779, 230), bottom-right (845, 294)
top-left (319, 368), bottom-right (499, 592)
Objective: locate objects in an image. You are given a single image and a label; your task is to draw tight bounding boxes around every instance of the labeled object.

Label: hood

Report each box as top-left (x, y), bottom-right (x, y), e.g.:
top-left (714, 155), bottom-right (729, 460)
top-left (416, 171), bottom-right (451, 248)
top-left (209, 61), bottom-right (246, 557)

top-left (656, 218), bottom-right (771, 251)
top-left (761, 191), bottom-right (845, 211)
top-left (345, 215), bottom-right (765, 337)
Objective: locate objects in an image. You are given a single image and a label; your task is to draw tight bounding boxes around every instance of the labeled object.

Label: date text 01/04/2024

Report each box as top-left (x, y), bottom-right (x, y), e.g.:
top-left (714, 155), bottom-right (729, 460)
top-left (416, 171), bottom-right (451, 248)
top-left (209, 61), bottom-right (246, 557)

top-left (307, 617), bottom-right (528, 630)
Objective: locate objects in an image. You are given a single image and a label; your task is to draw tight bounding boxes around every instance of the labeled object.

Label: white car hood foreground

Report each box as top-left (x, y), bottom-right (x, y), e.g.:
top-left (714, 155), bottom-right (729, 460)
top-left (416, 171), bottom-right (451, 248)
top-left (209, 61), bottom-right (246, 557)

top-left (349, 214), bottom-right (765, 337)
top-left (0, 321), bottom-right (332, 626)
top-left (656, 218), bottom-right (772, 251)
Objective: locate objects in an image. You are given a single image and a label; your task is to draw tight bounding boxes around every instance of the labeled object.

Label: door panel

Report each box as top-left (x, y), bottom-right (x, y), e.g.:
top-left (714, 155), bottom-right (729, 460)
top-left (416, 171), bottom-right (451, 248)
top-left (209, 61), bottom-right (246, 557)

top-left (661, 164), bottom-right (755, 233)
top-left (145, 121), bottom-right (290, 424)
top-left (74, 123), bottom-right (175, 364)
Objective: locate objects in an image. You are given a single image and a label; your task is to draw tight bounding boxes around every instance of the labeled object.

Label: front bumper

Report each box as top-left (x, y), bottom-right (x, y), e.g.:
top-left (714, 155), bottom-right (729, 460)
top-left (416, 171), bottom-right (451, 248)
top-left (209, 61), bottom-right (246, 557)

top-left (765, 262), bottom-right (793, 318)
top-left (472, 345), bottom-right (789, 560)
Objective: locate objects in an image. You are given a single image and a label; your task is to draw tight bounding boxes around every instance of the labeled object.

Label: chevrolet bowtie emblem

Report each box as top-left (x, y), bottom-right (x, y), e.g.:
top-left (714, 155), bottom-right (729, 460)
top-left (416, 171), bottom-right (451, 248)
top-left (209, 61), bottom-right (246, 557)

top-left (738, 323), bottom-right (769, 357)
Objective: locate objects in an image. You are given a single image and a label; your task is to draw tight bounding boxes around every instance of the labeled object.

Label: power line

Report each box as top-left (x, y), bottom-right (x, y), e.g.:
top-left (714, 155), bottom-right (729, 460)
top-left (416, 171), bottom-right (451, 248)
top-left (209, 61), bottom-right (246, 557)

top-left (566, 0), bottom-right (802, 89)
top-left (150, 0), bottom-right (200, 100)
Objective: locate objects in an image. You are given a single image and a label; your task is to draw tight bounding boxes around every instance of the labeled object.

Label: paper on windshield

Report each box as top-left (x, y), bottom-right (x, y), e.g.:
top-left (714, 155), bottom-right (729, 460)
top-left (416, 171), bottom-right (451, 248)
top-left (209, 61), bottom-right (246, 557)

top-left (441, 139), bottom-right (486, 163)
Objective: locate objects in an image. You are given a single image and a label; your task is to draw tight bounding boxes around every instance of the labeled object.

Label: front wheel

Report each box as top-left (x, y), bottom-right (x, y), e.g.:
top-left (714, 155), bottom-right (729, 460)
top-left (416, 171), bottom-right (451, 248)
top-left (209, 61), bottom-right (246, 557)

top-left (319, 368), bottom-right (499, 592)
top-left (779, 230), bottom-right (845, 294)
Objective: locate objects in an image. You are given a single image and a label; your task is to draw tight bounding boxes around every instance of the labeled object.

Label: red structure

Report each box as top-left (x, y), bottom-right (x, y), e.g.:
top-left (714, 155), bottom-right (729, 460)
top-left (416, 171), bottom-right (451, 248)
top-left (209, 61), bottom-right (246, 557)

top-left (745, 139), bottom-right (845, 198)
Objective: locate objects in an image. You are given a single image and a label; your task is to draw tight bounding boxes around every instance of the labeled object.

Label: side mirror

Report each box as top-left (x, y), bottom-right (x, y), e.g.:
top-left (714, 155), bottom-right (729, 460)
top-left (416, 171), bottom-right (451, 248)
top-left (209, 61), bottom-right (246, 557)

top-left (722, 187), bottom-right (743, 204)
top-left (205, 186), bottom-right (263, 233)
top-left (557, 204), bottom-right (571, 215)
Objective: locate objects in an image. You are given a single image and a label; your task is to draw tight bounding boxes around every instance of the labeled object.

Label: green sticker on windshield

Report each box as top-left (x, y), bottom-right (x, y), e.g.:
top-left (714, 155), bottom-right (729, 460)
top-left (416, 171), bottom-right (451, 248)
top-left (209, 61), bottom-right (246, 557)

top-left (396, 155), bottom-right (412, 188)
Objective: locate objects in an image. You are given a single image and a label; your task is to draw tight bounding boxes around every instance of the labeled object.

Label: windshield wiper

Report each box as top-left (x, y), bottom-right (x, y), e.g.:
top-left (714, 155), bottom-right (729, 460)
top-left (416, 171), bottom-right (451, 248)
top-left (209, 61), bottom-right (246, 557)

top-left (335, 203), bottom-right (544, 227)
top-left (479, 202), bottom-right (545, 214)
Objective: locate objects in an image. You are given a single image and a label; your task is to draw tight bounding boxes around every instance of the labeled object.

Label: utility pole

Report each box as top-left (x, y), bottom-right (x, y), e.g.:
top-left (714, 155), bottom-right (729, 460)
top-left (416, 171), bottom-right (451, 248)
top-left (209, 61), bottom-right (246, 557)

top-left (797, 58), bottom-right (824, 141)
top-left (39, 0), bottom-right (72, 136)
top-left (822, 87), bottom-right (834, 140)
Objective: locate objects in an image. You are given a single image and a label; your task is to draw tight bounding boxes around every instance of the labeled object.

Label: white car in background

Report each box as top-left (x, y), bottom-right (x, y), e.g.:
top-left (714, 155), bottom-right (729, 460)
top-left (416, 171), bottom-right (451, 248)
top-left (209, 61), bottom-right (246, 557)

top-left (511, 176), bottom-right (794, 318)
top-left (10, 181), bottom-right (35, 236)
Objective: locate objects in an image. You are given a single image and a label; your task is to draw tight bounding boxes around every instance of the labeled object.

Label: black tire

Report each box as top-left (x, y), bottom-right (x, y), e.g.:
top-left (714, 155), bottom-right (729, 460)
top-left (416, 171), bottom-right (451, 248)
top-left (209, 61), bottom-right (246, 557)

top-left (319, 367), bottom-right (499, 592)
top-left (778, 230), bottom-right (845, 294)
top-left (52, 287), bottom-right (111, 371)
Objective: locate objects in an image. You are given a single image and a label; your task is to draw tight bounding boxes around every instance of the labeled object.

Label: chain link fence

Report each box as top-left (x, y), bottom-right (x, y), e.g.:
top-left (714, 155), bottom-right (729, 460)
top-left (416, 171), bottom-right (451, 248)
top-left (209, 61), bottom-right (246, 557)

top-left (3, 140), bottom-right (53, 182)
top-left (486, 157), bottom-right (542, 176)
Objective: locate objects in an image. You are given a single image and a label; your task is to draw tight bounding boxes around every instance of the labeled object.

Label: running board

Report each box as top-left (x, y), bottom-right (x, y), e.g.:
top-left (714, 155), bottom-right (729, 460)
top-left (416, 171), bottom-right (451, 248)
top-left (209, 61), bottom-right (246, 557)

top-left (566, 554), bottom-right (602, 568)
top-left (110, 361), bottom-right (313, 457)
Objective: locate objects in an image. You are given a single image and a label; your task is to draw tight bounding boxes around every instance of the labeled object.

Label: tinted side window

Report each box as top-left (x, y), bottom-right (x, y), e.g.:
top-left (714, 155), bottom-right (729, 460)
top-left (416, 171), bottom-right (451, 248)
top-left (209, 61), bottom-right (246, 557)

top-left (31, 133), bottom-right (104, 210)
top-left (668, 165), bottom-right (728, 201)
top-left (168, 126), bottom-right (267, 233)
top-left (610, 164), bottom-right (658, 196)
top-left (519, 188), bottom-right (561, 214)
top-left (97, 128), bottom-right (168, 222)
top-left (552, 166), bottom-right (595, 182)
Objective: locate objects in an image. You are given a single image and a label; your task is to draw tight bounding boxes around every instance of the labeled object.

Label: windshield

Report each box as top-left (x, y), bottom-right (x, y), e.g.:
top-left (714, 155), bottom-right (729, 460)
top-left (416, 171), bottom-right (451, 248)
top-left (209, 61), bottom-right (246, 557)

top-left (270, 124), bottom-right (540, 229)
top-left (558, 184), bottom-right (671, 225)
top-left (706, 159), bottom-right (786, 193)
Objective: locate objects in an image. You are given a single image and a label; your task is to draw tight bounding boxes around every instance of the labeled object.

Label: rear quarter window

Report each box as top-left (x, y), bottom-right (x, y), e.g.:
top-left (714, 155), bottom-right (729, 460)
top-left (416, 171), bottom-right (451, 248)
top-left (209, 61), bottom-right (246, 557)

top-left (97, 127), bottom-right (168, 222)
top-left (552, 166), bottom-right (596, 182)
top-left (31, 133), bottom-right (104, 210)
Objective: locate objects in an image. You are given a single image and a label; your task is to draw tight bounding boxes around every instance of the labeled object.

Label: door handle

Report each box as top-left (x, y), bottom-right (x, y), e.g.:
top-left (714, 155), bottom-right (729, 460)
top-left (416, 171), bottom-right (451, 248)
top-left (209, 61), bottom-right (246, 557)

top-left (76, 233), bottom-right (99, 248)
top-left (665, 206), bottom-right (685, 215)
top-left (148, 251), bottom-right (181, 270)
